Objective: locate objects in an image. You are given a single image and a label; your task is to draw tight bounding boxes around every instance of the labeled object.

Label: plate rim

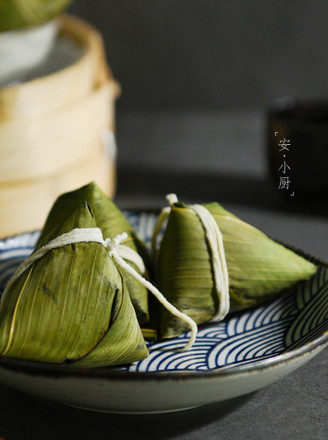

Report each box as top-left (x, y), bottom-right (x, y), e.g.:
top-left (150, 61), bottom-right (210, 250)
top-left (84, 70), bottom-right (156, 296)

top-left (0, 329), bottom-right (327, 381)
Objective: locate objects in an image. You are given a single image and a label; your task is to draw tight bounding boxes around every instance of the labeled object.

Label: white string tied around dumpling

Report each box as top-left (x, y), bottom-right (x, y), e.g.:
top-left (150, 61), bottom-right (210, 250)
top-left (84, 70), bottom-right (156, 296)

top-left (107, 233), bottom-right (197, 350)
top-left (2, 227), bottom-right (197, 351)
top-left (154, 194), bottom-right (230, 323)
top-left (188, 203), bottom-right (230, 322)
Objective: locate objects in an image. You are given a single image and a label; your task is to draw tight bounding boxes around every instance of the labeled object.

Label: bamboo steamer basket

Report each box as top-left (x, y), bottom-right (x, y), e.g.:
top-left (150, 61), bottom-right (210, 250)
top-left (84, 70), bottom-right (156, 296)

top-left (0, 15), bottom-right (111, 122)
top-left (0, 147), bottom-right (115, 236)
top-left (0, 80), bottom-right (117, 183)
top-left (0, 15), bottom-right (120, 237)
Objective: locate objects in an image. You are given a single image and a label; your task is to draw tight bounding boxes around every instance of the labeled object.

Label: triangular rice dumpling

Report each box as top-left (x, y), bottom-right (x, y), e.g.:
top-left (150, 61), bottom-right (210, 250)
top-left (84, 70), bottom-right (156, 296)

top-left (154, 199), bottom-right (317, 339)
top-left (0, 202), bottom-right (148, 367)
top-left (38, 182), bottom-right (151, 326)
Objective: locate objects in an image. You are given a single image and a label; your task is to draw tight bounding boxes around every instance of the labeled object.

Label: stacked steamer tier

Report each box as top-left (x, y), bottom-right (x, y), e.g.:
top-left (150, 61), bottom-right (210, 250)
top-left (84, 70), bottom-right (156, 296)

top-left (0, 14), bottom-right (120, 237)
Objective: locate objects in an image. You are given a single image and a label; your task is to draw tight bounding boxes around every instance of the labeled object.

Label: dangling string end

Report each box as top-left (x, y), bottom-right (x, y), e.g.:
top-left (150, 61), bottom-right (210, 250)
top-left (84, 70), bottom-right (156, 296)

top-left (113, 232), bottom-right (128, 245)
top-left (166, 193), bottom-right (179, 206)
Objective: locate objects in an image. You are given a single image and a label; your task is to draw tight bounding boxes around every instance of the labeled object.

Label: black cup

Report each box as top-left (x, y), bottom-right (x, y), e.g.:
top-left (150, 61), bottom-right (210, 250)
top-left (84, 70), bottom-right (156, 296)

top-left (267, 97), bottom-right (328, 195)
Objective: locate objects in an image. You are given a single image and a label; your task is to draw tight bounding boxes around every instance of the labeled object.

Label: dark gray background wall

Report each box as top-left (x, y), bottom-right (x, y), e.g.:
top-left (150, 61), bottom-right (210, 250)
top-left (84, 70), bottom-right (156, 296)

top-left (69, 1), bottom-right (328, 111)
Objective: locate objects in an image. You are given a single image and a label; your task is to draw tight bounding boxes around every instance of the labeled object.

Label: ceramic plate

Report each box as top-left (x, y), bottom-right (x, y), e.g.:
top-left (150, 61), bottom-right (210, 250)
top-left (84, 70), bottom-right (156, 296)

top-left (0, 211), bottom-right (327, 414)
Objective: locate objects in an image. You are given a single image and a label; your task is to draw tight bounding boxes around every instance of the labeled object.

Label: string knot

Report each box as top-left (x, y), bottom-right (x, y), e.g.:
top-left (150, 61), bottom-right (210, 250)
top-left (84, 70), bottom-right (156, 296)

top-left (105, 232), bottom-right (128, 258)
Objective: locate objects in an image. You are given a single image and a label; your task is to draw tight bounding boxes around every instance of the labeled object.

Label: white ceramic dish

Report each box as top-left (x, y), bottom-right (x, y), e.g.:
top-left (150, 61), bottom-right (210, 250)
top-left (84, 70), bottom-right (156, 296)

top-left (0, 211), bottom-right (327, 414)
top-left (0, 20), bottom-right (59, 86)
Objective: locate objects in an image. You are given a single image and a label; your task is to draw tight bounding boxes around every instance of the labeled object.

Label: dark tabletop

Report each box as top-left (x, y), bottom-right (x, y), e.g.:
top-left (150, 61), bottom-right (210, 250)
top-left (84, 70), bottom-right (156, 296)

top-left (1, 110), bottom-right (327, 440)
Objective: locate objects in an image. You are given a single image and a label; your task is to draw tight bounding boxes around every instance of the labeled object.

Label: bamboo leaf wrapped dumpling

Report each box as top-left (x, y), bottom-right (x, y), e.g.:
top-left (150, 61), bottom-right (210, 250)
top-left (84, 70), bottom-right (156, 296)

top-left (0, 202), bottom-right (148, 367)
top-left (38, 182), bottom-right (151, 326)
top-left (0, 0), bottom-right (71, 32)
top-left (153, 195), bottom-right (317, 339)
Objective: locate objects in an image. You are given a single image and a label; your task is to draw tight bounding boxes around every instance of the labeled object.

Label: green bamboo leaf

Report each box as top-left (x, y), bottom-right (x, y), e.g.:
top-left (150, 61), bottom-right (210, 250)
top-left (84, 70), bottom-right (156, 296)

top-left (0, 0), bottom-right (71, 32)
top-left (155, 202), bottom-right (317, 339)
top-left (38, 182), bottom-right (151, 326)
top-left (0, 202), bottom-right (148, 367)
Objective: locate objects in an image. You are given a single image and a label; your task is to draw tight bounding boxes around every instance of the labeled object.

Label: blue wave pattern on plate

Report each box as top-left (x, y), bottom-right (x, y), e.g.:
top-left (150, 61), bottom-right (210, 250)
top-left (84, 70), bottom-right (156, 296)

top-left (0, 212), bottom-right (327, 373)
top-left (128, 266), bottom-right (328, 372)
top-left (0, 231), bottom-right (40, 293)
